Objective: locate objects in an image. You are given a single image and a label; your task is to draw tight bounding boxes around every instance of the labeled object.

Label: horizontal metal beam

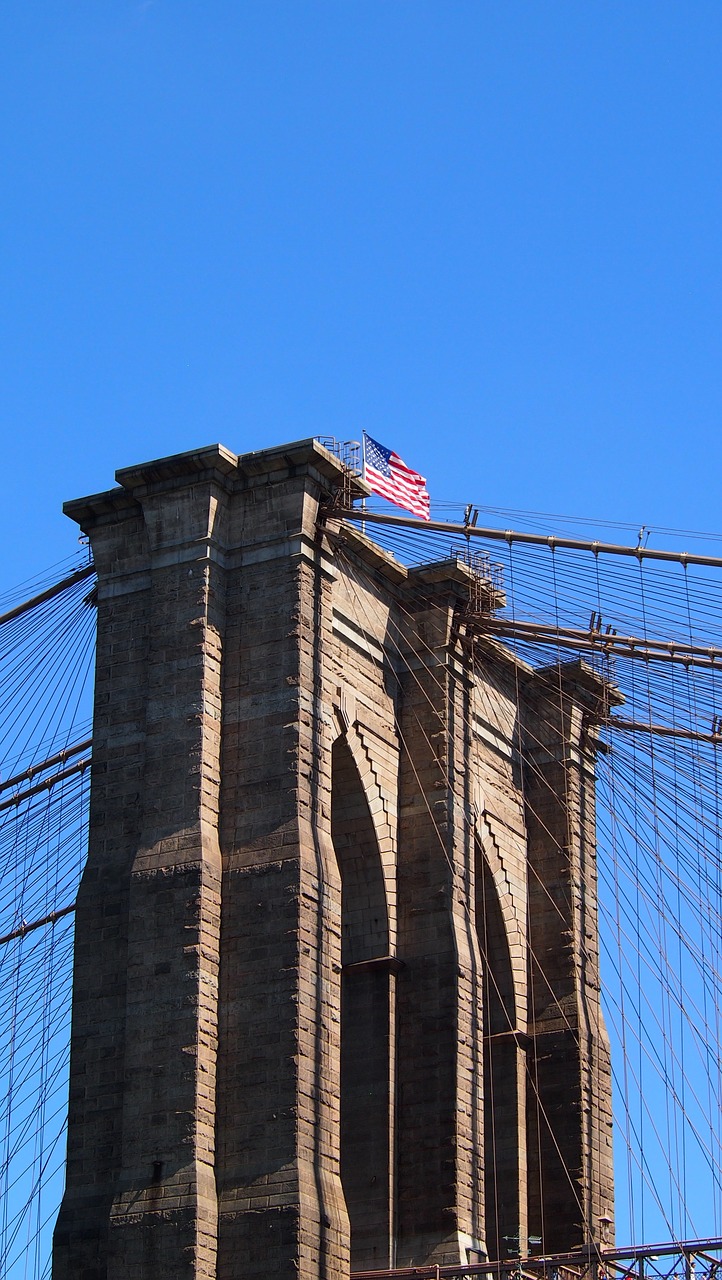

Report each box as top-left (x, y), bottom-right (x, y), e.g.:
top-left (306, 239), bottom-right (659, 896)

top-left (602, 1236), bottom-right (722, 1261)
top-left (350, 1236), bottom-right (722, 1280)
top-left (0, 902), bottom-right (76, 948)
top-left (0, 562), bottom-right (94, 629)
top-left (485, 618), bottom-right (722, 661)
top-left (607, 717), bottom-right (722, 744)
top-left (0, 739), bottom-right (92, 795)
top-left (482, 618), bottom-right (722, 670)
top-left (341, 508), bottom-right (722, 569)
top-left (0, 757), bottom-right (91, 814)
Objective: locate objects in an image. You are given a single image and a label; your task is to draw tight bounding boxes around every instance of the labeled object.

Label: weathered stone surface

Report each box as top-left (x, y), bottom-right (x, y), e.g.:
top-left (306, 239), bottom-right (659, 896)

top-left (53, 440), bottom-right (613, 1280)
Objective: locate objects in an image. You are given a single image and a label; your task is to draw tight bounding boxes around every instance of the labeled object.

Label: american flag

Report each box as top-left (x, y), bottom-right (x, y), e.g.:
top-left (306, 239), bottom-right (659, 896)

top-left (362, 433), bottom-right (430, 521)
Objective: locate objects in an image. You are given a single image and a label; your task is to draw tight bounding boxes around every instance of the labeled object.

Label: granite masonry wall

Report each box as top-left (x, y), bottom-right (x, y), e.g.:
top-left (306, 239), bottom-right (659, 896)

top-left (52, 439), bottom-right (614, 1280)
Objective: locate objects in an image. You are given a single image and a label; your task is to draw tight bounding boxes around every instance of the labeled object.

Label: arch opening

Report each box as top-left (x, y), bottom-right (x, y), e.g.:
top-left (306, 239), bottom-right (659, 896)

top-left (331, 734), bottom-right (394, 1270)
top-left (476, 843), bottom-right (525, 1261)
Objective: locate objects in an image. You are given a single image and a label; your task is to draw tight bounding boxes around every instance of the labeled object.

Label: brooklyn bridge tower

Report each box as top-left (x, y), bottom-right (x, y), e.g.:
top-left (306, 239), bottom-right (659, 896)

top-left (52, 439), bottom-right (614, 1279)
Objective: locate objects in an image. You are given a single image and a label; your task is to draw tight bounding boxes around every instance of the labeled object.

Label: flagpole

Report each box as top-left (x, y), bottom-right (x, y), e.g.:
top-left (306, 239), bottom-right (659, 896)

top-left (361, 432), bottom-right (367, 537)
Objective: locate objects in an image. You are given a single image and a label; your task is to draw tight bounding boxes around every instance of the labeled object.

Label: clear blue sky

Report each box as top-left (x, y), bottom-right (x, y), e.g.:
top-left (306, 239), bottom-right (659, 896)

top-left (3, 5), bottom-right (722, 1256)
top-left (2, 2), bottom-right (721, 572)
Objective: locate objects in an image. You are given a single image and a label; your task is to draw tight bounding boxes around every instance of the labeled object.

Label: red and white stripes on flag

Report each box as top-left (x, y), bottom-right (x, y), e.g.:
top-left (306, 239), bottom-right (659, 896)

top-left (362, 433), bottom-right (430, 521)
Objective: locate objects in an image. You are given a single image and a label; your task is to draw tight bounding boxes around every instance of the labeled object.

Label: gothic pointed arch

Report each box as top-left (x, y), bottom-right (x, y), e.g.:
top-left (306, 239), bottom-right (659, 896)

top-left (331, 729), bottom-right (397, 1270)
top-left (475, 834), bottom-right (527, 1261)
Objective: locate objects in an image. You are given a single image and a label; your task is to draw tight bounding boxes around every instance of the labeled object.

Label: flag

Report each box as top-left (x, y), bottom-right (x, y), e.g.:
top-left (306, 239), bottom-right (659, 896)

top-left (362, 433), bottom-right (430, 521)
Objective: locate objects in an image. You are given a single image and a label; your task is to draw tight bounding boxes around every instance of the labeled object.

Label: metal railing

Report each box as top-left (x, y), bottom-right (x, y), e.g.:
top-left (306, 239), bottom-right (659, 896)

top-left (315, 435), bottom-right (363, 476)
top-left (351, 1238), bottom-right (722, 1280)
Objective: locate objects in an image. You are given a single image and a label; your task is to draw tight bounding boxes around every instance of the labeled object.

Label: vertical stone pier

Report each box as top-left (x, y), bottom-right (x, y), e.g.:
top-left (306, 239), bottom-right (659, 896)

top-left (523, 662), bottom-right (616, 1252)
top-left (395, 563), bottom-right (486, 1265)
top-left (54, 442), bottom-right (354, 1280)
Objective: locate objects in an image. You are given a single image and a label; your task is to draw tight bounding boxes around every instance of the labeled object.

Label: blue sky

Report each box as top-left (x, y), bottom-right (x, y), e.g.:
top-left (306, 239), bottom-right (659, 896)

top-left (2, 2), bottom-right (722, 581)
top-left (3, 4), bottom-right (722, 1256)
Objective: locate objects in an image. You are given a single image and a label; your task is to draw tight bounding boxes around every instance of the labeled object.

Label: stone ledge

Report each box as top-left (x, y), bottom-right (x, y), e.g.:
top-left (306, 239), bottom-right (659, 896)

top-left (116, 443), bottom-right (239, 490)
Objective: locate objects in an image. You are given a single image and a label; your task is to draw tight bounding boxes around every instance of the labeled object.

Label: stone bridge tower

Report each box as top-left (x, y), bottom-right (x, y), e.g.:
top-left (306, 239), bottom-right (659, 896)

top-left (53, 439), bottom-right (614, 1279)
